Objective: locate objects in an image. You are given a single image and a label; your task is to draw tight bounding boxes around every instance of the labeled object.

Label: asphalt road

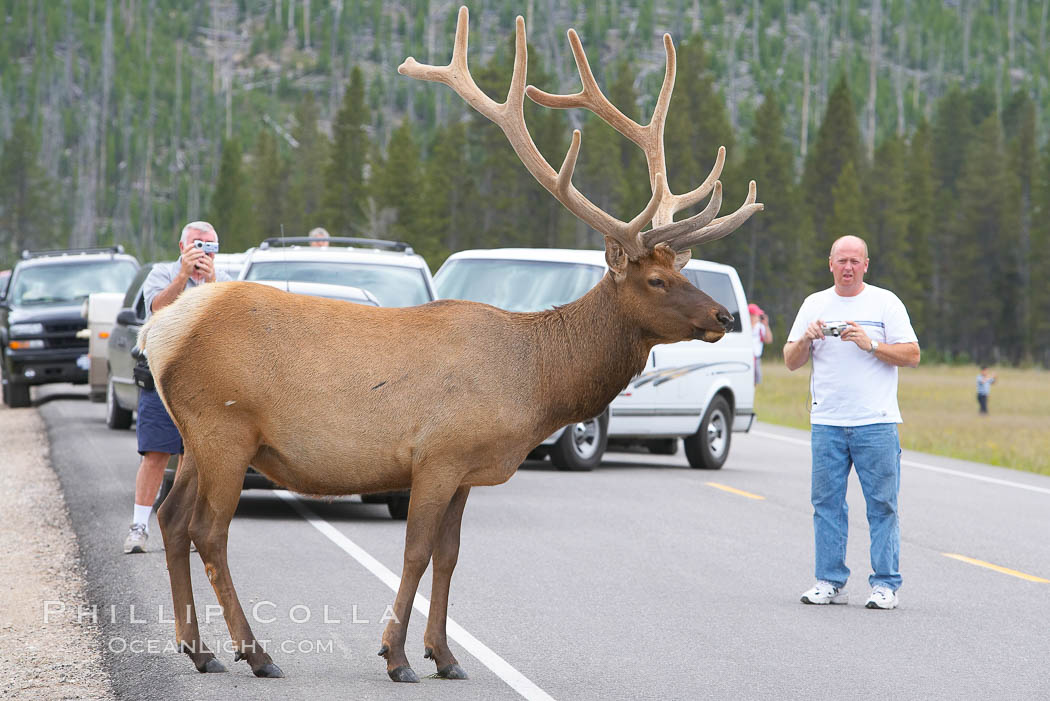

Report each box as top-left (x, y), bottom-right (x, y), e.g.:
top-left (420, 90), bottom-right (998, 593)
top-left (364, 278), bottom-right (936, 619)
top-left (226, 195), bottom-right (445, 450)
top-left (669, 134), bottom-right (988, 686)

top-left (34, 385), bottom-right (1050, 700)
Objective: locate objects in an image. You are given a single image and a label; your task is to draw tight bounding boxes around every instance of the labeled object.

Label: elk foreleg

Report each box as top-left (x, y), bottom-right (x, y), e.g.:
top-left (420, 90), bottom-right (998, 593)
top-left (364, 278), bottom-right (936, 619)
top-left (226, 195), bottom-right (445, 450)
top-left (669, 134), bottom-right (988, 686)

top-left (157, 452), bottom-right (226, 673)
top-left (189, 453), bottom-right (283, 678)
top-left (423, 485), bottom-right (470, 679)
top-left (379, 477), bottom-right (464, 683)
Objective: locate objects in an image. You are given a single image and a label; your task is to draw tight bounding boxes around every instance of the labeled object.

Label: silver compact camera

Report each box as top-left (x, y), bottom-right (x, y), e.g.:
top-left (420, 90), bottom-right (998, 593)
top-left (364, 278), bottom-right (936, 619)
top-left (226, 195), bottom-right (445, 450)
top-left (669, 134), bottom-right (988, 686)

top-left (821, 321), bottom-right (849, 337)
top-left (193, 240), bottom-right (219, 254)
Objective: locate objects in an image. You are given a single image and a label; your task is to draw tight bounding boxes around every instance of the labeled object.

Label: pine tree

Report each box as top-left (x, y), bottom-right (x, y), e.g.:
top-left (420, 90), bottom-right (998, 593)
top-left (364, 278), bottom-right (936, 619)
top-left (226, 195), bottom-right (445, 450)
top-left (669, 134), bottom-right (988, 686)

top-left (826, 160), bottom-right (865, 244)
top-left (0, 117), bottom-right (59, 262)
top-left (903, 120), bottom-right (935, 350)
top-left (207, 138), bottom-right (253, 252)
top-left (663, 35), bottom-right (736, 214)
top-left (1002, 92), bottom-right (1037, 361)
top-left (865, 134), bottom-right (914, 305)
top-left (608, 58), bottom-right (651, 219)
top-left (803, 75), bottom-right (863, 247)
top-left (1032, 144), bottom-right (1050, 367)
top-left (251, 129), bottom-right (288, 241)
top-left (322, 66), bottom-right (369, 236)
top-left (373, 121), bottom-right (425, 253)
top-left (420, 120), bottom-right (475, 261)
top-left (287, 93), bottom-right (329, 236)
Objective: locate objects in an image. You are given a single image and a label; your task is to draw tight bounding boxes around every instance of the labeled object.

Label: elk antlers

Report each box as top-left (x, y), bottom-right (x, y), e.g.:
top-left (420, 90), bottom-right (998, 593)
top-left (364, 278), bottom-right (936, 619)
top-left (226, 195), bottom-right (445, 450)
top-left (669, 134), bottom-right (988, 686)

top-left (398, 6), bottom-right (762, 260)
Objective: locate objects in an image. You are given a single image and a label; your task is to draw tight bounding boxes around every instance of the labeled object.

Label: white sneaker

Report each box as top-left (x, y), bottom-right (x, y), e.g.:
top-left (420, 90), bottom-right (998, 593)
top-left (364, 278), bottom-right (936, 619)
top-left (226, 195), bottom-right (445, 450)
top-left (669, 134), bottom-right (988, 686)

top-left (865, 585), bottom-right (898, 609)
top-left (800, 580), bottom-right (848, 605)
top-left (123, 523), bottom-right (148, 554)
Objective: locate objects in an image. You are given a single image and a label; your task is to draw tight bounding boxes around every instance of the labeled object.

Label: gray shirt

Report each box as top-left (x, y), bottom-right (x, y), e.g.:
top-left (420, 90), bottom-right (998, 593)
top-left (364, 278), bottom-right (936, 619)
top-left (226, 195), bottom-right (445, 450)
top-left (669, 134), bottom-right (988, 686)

top-left (142, 258), bottom-right (232, 320)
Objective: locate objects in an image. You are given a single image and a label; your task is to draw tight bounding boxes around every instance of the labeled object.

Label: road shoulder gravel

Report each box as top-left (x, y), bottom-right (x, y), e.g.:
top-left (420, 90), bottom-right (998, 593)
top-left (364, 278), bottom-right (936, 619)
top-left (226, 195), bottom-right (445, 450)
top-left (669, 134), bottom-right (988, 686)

top-left (0, 403), bottom-right (114, 700)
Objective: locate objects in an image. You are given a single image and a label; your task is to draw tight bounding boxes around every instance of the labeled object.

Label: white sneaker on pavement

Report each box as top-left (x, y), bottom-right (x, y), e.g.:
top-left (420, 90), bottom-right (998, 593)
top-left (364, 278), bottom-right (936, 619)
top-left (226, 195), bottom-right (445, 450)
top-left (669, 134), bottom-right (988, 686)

top-left (800, 580), bottom-right (848, 605)
top-left (123, 523), bottom-right (148, 554)
top-left (865, 585), bottom-right (898, 609)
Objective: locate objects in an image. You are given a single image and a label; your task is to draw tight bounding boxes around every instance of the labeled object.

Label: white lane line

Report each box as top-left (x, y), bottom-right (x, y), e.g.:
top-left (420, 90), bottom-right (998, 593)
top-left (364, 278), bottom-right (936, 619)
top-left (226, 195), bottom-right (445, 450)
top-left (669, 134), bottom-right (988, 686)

top-left (274, 490), bottom-right (556, 701)
top-left (750, 429), bottom-right (1050, 496)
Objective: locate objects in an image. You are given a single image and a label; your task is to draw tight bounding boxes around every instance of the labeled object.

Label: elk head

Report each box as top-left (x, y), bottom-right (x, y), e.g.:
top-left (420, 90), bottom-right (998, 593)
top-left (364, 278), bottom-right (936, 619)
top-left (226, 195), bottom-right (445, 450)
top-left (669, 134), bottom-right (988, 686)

top-left (399, 6), bottom-right (762, 343)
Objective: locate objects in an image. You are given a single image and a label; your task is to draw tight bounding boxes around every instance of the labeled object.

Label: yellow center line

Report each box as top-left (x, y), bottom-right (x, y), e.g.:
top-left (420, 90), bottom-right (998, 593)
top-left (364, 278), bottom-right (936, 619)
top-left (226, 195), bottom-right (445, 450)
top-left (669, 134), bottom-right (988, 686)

top-left (705, 482), bottom-right (765, 500)
top-left (942, 553), bottom-right (1050, 583)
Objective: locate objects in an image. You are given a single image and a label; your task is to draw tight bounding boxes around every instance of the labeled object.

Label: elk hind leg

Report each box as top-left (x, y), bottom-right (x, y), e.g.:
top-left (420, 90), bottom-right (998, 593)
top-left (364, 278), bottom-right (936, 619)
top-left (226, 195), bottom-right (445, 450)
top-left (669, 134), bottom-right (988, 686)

top-left (423, 485), bottom-right (471, 679)
top-left (379, 477), bottom-right (464, 683)
top-left (189, 444), bottom-right (283, 678)
top-left (157, 451), bottom-right (226, 673)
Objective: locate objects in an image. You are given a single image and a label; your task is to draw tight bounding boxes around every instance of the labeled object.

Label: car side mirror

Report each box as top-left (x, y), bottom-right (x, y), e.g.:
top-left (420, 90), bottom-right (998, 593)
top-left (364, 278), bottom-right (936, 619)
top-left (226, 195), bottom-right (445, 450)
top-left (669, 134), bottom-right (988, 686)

top-left (115, 309), bottom-right (139, 326)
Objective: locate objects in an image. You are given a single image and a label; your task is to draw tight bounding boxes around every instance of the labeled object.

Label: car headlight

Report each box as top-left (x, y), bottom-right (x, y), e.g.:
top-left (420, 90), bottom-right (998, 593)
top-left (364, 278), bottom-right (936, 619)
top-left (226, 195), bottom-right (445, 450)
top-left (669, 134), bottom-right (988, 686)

top-left (9, 323), bottom-right (44, 336)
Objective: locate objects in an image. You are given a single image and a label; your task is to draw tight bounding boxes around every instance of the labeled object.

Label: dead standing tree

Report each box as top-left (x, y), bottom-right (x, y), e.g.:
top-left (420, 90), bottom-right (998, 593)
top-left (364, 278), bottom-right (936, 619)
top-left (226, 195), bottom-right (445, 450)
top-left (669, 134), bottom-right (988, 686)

top-left (146, 5), bottom-right (762, 683)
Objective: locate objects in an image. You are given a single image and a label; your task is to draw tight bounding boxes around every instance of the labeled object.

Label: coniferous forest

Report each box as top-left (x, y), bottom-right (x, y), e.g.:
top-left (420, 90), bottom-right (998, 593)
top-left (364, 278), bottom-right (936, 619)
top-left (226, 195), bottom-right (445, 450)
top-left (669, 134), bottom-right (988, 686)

top-left (1, 1), bottom-right (1049, 365)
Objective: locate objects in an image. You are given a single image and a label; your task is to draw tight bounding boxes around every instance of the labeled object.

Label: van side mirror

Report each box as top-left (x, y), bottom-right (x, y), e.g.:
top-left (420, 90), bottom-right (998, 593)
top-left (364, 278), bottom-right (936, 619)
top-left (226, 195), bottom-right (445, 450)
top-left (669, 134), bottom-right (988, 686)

top-left (115, 309), bottom-right (139, 326)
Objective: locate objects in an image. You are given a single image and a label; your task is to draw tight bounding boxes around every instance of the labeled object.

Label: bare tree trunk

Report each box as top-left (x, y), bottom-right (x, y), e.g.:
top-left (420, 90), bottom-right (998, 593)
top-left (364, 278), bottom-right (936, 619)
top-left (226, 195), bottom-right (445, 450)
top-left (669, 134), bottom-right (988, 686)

top-left (752, 0), bottom-right (760, 66)
top-left (288, 0), bottom-right (295, 33)
top-left (304, 0), bottom-right (311, 48)
top-left (329, 0), bottom-right (343, 123)
top-left (962, 0), bottom-right (973, 77)
top-left (99, 0), bottom-right (114, 221)
top-left (800, 35), bottom-right (810, 165)
top-left (866, 0), bottom-right (880, 161)
top-left (188, 68), bottom-right (202, 220)
top-left (896, 25), bottom-right (905, 136)
top-left (1008, 0), bottom-right (1016, 68)
top-left (173, 40), bottom-right (182, 177)
top-left (1041, 0), bottom-right (1048, 54)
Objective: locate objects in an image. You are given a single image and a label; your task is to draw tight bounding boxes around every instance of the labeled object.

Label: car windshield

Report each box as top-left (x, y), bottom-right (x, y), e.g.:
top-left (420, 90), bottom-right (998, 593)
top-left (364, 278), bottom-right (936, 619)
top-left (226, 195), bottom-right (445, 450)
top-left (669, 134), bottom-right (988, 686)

top-left (9, 260), bottom-right (139, 306)
top-left (435, 259), bottom-right (605, 312)
top-left (243, 261), bottom-right (431, 307)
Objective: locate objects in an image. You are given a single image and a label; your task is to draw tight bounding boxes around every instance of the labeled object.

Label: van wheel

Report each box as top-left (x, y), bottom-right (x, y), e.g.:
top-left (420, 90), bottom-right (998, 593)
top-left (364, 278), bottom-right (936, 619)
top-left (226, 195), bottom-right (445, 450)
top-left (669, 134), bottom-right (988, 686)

top-left (106, 378), bottom-right (133, 429)
top-left (684, 396), bottom-right (732, 470)
top-left (550, 410), bottom-right (608, 472)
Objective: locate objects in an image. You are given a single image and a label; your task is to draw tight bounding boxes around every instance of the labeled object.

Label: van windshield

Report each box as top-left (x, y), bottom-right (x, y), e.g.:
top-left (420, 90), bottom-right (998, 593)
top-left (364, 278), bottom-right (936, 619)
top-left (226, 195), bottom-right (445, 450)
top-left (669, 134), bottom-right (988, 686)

top-left (10, 260), bottom-right (139, 306)
top-left (435, 259), bottom-right (605, 312)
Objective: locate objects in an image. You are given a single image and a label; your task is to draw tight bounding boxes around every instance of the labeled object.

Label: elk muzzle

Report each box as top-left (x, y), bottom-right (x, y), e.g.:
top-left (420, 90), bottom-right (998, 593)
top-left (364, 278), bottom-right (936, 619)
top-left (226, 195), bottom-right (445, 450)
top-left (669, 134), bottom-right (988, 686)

top-left (693, 305), bottom-right (733, 343)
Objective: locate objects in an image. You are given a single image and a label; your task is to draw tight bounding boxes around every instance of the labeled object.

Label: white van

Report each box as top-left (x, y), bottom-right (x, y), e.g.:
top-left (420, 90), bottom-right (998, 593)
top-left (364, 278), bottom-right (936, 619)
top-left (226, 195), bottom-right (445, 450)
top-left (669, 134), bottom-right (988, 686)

top-left (434, 249), bottom-right (755, 471)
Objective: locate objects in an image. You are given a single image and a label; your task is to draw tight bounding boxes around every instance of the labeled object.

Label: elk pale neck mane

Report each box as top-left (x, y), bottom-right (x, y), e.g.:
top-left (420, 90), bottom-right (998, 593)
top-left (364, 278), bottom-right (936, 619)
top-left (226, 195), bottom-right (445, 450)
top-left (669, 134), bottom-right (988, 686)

top-left (520, 274), bottom-right (650, 426)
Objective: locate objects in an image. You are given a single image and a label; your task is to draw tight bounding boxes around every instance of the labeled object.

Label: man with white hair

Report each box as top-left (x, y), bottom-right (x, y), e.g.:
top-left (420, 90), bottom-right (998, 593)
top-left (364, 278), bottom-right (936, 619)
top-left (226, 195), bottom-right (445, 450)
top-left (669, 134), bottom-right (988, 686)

top-left (308, 227), bottom-right (330, 247)
top-left (783, 234), bottom-right (920, 610)
top-left (123, 221), bottom-right (233, 553)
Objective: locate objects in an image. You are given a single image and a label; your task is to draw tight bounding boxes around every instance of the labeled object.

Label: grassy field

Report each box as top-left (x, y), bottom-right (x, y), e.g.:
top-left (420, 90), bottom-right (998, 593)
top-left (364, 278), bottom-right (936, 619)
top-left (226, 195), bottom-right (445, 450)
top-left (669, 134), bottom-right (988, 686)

top-left (756, 361), bottom-right (1050, 476)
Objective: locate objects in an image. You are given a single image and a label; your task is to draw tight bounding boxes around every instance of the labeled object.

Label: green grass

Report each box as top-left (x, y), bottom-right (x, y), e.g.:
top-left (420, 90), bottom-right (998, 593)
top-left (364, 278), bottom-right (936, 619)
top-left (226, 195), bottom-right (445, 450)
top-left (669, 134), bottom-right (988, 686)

top-left (756, 361), bottom-right (1050, 476)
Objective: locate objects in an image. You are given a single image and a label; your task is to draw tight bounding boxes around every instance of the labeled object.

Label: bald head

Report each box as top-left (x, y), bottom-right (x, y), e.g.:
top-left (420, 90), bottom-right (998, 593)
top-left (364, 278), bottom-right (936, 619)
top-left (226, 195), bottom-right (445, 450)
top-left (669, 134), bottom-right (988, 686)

top-left (830, 235), bottom-right (868, 259)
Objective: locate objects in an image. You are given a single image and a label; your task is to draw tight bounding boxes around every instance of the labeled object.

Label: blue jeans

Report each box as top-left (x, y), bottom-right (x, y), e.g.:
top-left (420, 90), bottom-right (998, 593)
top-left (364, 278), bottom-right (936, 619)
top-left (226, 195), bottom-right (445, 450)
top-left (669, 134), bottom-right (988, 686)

top-left (811, 423), bottom-right (901, 591)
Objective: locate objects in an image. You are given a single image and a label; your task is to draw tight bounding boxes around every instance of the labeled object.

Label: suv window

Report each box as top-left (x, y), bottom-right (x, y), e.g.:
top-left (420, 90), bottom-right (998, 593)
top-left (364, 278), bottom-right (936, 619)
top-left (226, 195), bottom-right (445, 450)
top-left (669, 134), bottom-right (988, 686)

top-left (122, 264), bottom-right (155, 310)
top-left (682, 270), bottom-right (742, 333)
top-left (436, 259), bottom-right (605, 312)
top-left (10, 260), bottom-right (139, 306)
top-left (243, 261), bottom-right (431, 307)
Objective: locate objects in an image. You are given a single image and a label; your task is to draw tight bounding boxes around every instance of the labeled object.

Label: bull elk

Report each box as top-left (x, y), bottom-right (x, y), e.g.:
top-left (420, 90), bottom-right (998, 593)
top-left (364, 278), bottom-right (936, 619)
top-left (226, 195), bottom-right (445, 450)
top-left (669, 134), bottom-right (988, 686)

top-left (145, 6), bottom-right (762, 682)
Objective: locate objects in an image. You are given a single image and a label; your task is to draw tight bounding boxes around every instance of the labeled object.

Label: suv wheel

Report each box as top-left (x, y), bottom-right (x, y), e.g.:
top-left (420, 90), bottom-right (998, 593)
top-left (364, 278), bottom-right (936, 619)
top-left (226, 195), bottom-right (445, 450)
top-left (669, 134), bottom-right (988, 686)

top-left (684, 395), bottom-right (732, 470)
top-left (549, 410), bottom-right (608, 472)
top-left (106, 378), bottom-right (133, 429)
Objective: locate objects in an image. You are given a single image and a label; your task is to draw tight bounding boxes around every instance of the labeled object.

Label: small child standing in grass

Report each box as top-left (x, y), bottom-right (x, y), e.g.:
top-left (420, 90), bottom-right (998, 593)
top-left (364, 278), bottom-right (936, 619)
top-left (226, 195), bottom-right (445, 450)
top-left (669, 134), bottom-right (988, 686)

top-left (977, 366), bottom-right (997, 414)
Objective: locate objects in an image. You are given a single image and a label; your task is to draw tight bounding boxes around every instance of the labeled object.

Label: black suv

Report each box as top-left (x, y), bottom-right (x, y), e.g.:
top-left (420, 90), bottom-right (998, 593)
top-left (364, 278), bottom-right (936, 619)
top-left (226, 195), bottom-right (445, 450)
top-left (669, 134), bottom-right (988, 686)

top-left (0, 247), bottom-right (139, 407)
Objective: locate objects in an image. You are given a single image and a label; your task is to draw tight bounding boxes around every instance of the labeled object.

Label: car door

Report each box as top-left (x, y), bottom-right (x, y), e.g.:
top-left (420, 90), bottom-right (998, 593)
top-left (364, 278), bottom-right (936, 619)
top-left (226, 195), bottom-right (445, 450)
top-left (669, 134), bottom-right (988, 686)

top-left (108, 264), bottom-right (153, 409)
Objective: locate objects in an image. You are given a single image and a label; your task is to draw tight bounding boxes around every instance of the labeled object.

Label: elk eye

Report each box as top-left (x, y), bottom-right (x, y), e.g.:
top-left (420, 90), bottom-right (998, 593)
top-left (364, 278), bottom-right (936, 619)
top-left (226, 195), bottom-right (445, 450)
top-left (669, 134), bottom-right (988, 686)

top-left (648, 278), bottom-right (666, 288)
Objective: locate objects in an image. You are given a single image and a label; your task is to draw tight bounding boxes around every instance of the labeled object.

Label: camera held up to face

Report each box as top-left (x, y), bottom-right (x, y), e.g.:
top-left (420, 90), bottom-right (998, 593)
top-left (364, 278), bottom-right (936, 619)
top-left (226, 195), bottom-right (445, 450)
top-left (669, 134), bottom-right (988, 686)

top-left (192, 240), bottom-right (219, 254)
top-left (821, 321), bottom-right (849, 337)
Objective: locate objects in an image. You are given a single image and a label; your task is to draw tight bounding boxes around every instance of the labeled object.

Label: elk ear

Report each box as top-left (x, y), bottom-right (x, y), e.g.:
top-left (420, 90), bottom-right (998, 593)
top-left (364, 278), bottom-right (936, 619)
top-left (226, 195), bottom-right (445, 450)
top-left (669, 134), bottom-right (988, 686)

top-left (604, 237), bottom-right (629, 282)
top-left (673, 248), bottom-right (691, 271)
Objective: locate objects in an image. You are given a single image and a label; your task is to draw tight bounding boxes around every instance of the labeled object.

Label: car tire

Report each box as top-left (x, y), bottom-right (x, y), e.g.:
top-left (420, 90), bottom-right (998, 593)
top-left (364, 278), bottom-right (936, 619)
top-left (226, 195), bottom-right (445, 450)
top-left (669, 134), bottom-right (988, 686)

top-left (106, 378), bottom-right (133, 430)
top-left (684, 395), bottom-right (732, 470)
top-left (387, 495), bottom-right (410, 520)
top-left (549, 410), bottom-right (608, 472)
top-left (4, 379), bottom-right (31, 408)
top-left (646, 438), bottom-right (678, 455)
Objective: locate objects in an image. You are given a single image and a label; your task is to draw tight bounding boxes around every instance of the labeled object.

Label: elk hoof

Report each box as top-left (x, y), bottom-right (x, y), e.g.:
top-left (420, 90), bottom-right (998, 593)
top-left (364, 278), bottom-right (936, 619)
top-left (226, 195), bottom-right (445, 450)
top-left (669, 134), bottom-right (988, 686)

top-left (437, 663), bottom-right (469, 680)
top-left (253, 662), bottom-right (284, 678)
top-left (377, 644), bottom-right (389, 657)
top-left (199, 658), bottom-right (227, 674)
top-left (424, 647), bottom-right (433, 660)
top-left (388, 665), bottom-right (420, 683)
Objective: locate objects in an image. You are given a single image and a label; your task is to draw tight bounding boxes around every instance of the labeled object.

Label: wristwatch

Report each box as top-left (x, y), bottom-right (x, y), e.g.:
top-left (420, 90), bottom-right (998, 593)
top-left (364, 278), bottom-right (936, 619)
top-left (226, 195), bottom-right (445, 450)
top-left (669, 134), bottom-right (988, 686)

top-left (868, 340), bottom-right (879, 354)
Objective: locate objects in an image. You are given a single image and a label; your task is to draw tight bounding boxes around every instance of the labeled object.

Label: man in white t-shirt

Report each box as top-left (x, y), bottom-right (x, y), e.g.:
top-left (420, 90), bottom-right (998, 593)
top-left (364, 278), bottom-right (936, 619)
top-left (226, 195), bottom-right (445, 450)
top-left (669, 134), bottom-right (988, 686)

top-left (783, 235), bottom-right (920, 610)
